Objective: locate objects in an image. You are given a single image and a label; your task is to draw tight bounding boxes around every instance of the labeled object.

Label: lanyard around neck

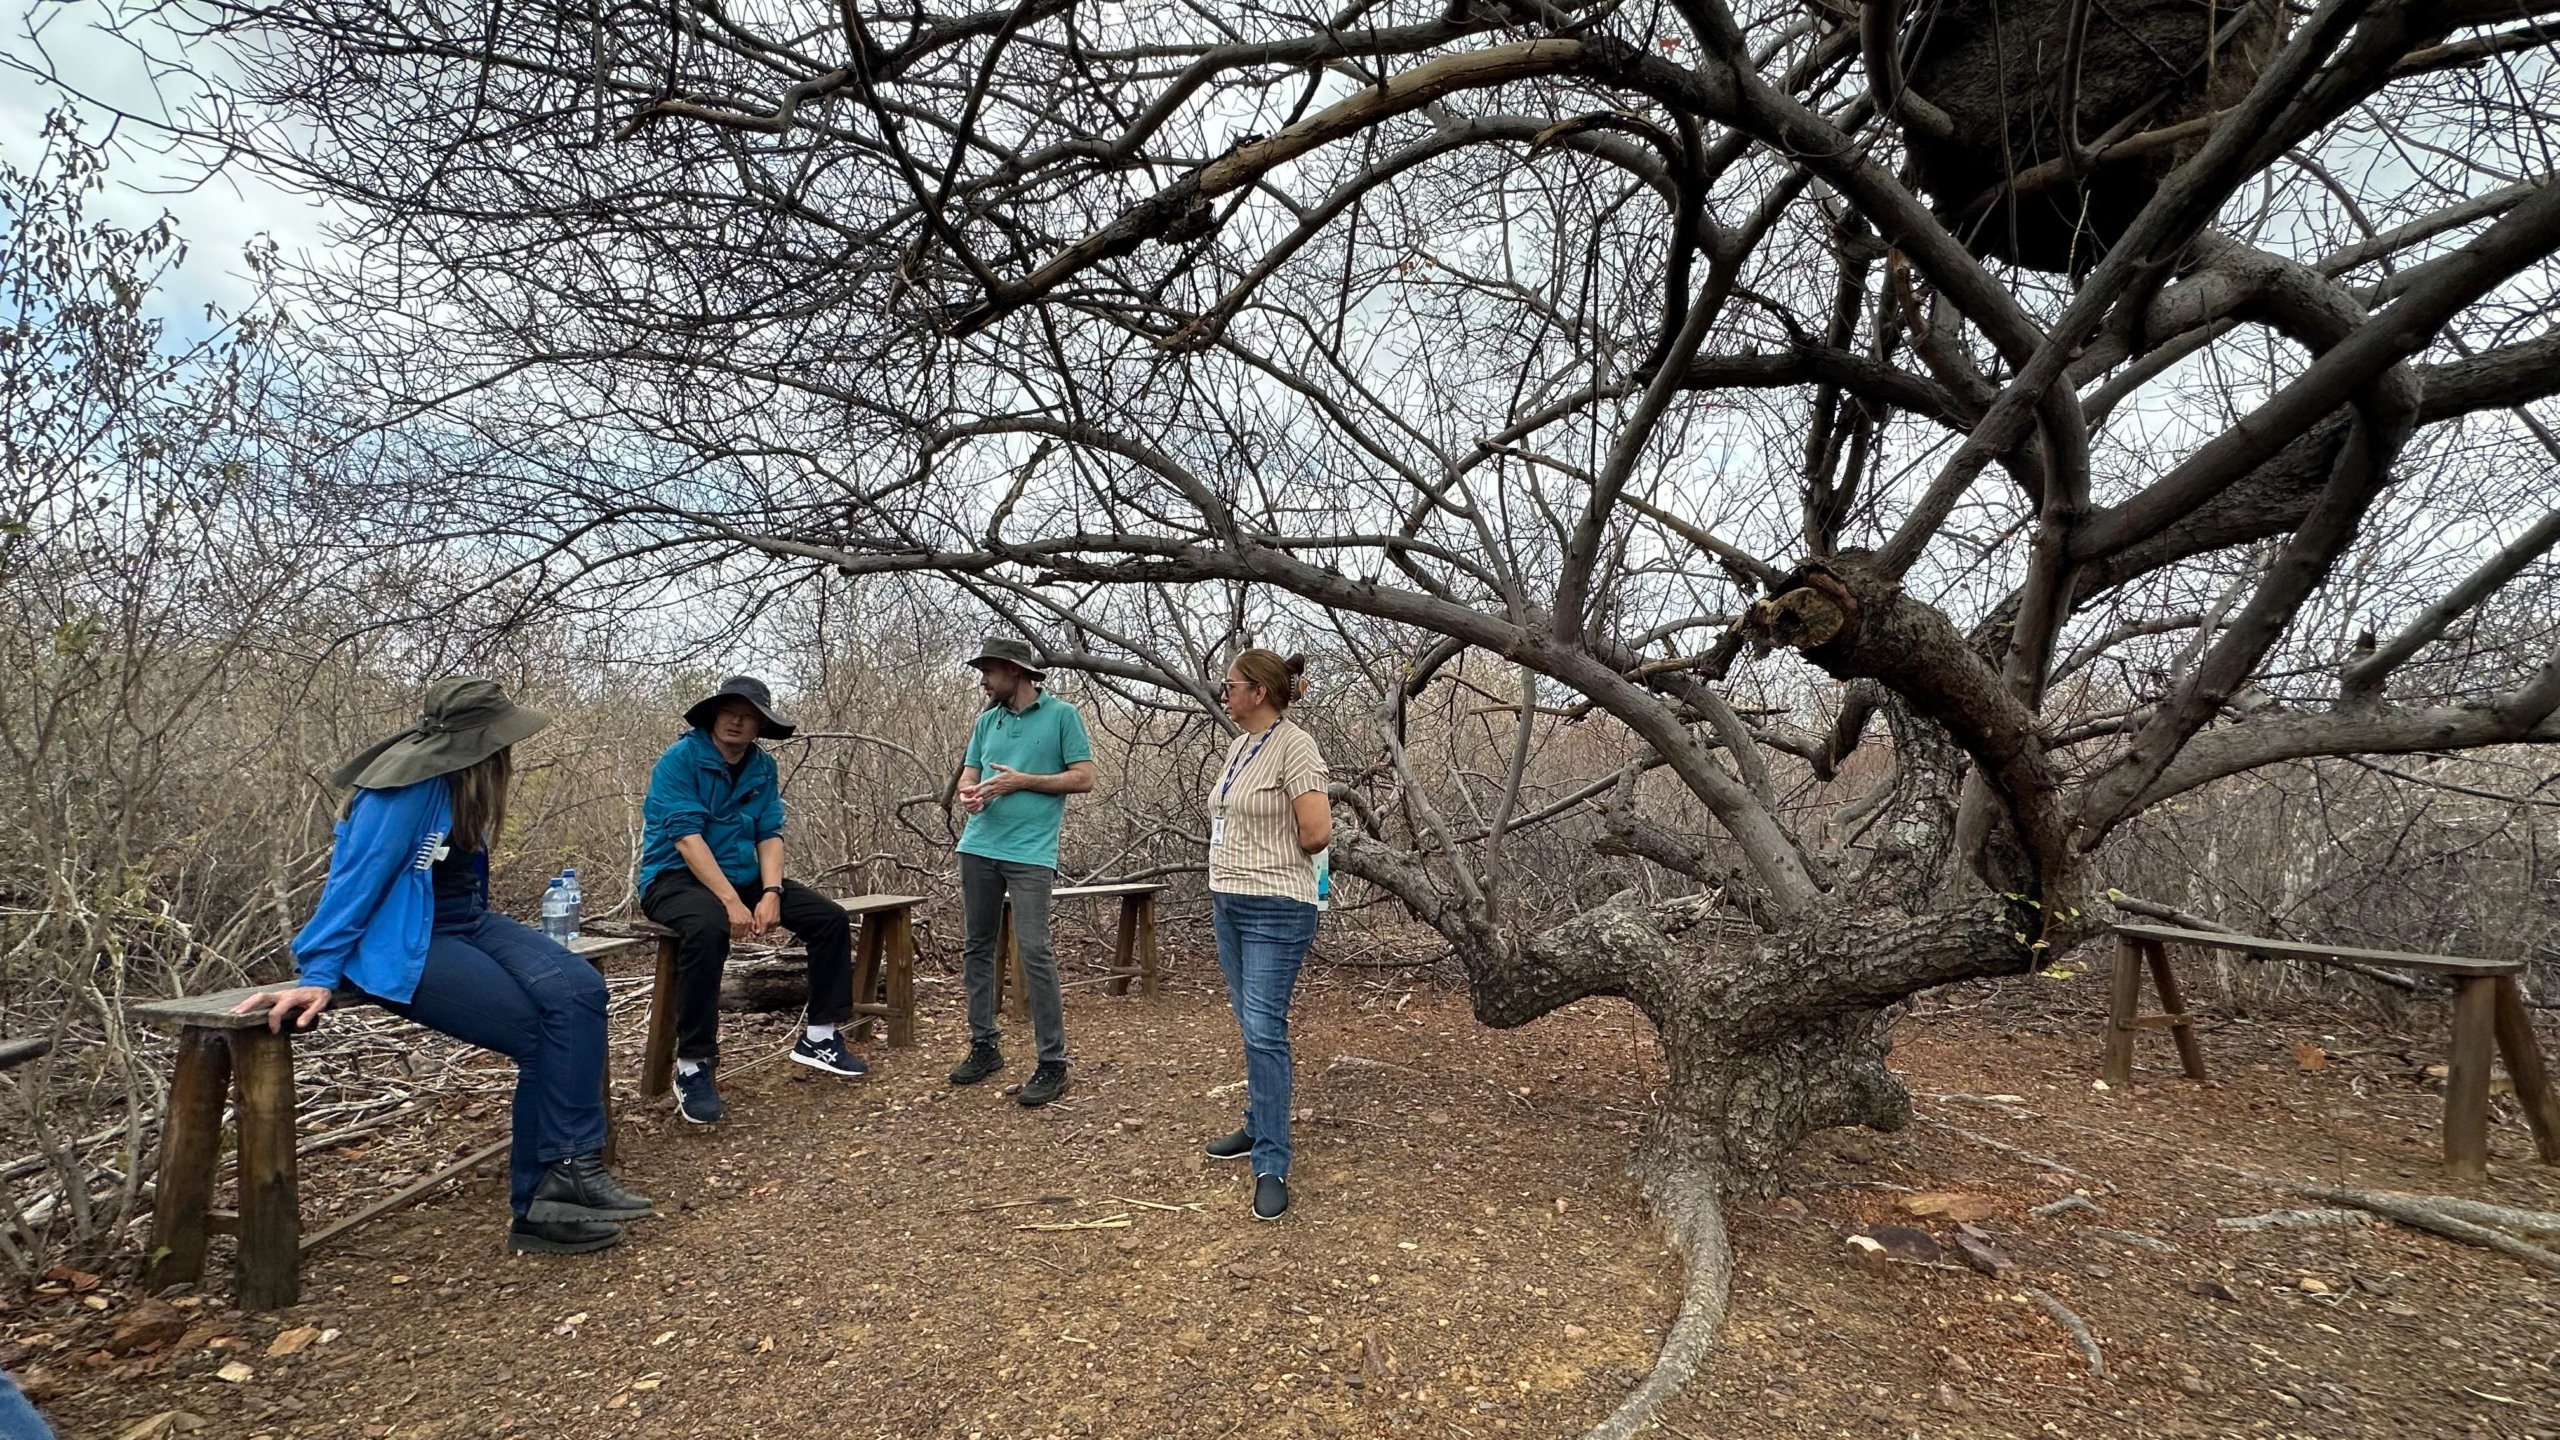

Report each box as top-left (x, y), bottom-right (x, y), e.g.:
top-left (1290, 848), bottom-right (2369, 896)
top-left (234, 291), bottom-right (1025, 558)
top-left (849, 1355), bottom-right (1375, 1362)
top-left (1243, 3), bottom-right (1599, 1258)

top-left (1216, 723), bottom-right (1281, 806)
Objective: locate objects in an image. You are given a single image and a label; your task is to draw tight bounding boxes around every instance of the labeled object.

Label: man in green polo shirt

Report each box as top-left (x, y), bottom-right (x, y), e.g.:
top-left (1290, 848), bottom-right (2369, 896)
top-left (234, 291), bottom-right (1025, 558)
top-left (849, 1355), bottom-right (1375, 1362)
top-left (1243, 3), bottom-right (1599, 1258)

top-left (948, 636), bottom-right (1096, 1106)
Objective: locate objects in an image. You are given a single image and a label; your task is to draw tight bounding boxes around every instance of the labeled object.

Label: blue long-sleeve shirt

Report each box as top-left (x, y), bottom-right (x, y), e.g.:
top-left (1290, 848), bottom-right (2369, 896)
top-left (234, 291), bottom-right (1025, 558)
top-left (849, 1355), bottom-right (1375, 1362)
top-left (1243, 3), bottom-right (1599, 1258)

top-left (291, 780), bottom-right (451, 1003)
top-left (636, 728), bottom-right (786, 895)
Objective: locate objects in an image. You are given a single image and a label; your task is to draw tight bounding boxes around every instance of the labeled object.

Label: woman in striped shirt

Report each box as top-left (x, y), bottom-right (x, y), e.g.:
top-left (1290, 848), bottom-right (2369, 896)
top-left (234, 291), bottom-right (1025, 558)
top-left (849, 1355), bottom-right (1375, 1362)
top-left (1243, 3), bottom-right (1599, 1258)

top-left (1203, 648), bottom-right (1332, 1221)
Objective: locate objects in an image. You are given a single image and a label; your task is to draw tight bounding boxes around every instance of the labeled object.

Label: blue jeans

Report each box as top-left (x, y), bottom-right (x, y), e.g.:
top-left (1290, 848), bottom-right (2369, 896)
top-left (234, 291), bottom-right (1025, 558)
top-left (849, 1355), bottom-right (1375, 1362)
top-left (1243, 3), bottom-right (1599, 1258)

top-left (0, 1367), bottom-right (52, 1439)
top-left (1212, 891), bottom-right (1319, 1178)
top-left (377, 908), bottom-right (609, 1216)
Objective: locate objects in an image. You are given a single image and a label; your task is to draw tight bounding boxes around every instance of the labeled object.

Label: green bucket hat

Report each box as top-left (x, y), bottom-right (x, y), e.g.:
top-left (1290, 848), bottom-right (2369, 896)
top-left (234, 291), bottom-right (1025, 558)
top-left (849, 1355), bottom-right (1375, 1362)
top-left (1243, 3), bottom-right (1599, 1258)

top-left (966, 635), bottom-right (1048, 681)
top-left (328, 678), bottom-right (551, 791)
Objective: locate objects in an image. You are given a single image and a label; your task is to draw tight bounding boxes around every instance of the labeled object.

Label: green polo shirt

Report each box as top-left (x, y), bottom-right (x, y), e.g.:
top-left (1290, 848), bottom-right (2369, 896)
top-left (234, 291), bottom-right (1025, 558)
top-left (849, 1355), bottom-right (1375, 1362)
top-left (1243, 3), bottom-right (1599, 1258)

top-left (957, 692), bottom-right (1093, 869)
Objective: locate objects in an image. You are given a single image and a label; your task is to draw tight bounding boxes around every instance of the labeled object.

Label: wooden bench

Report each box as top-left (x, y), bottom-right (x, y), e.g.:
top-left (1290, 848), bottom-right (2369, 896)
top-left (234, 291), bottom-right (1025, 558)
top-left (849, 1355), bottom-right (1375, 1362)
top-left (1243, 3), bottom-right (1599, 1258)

top-left (131, 933), bottom-right (647, 1311)
top-left (2103, 922), bottom-right (2560, 1179)
top-left (626, 893), bottom-right (921, 1098)
top-left (997, 882), bottom-right (1167, 1020)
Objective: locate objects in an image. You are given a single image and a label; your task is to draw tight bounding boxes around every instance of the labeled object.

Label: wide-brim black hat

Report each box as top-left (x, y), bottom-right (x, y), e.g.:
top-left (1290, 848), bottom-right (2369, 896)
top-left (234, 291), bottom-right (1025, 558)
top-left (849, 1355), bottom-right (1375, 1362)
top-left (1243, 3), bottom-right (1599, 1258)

top-left (684, 675), bottom-right (797, 739)
top-left (330, 678), bottom-right (550, 791)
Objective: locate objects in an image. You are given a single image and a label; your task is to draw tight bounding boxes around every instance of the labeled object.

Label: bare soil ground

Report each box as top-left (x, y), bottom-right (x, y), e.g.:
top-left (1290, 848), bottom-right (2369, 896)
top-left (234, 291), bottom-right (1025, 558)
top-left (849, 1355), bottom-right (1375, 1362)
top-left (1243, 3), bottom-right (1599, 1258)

top-left (18, 938), bottom-right (2560, 1439)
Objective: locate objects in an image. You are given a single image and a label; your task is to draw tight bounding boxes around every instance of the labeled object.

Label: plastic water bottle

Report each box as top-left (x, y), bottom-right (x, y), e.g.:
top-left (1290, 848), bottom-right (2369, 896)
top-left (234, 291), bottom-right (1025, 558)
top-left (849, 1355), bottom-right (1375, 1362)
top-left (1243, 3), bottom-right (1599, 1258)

top-left (1313, 850), bottom-right (1333, 913)
top-left (559, 868), bottom-right (583, 940)
top-left (541, 878), bottom-right (574, 945)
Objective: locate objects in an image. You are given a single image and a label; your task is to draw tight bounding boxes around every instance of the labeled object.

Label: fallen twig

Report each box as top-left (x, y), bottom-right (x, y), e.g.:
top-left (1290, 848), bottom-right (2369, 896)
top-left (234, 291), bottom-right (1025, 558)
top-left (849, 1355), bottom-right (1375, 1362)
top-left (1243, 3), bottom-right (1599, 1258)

top-left (2023, 1288), bottom-right (2105, 1378)
top-left (1917, 1116), bottom-right (2118, 1193)
top-left (300, 1134), bottom-right (510, 1256)
top-left (2217, 1208), bottom-right (2373, 1232)
top-left (2031, 1196), bottom-right (2102, 1220)
top-left (2083, 1227), bottom-right (2174, 1253)
top-left (1017, 1215), bottom-right (1132, 1232)
top-left (1920, 1091), bottom-right (2042, 1119)
top-left (1324, 1053), bottom-right (1426, 1076)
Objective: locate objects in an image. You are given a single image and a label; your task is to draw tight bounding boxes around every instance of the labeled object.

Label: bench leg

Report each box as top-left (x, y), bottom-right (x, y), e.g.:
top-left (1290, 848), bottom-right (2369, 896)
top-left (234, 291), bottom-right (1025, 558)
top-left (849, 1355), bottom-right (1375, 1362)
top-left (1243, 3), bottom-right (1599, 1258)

top-left (2492, 975), bottom-right (2560, 1166)
top-left (600, 1066), bottom-right (618, 1167)
top-left (884, 908), bottom-right (916, 1049)
top-left (572, 948), bottom-right (617, 1165)
top-left (642, 935), bottom-right (678, 1099)
top-left (229, 1029), bottom-right (300, 1311)
top-left (1137, 895), bottom-right (1159, 998)
top-left (146, 1027), bottom-right (232, 1293)
top-left (1000, 902), bottom-right (1027, 1023)
top-left (2143, 939), bottom-right (2208, 1081)
top-left (2101, 933), bottom-right (2142, 1086)
top-left (1106, 896), bottom-right (1139, 997)
top-left (848, 914), bottom-right (886, 1044)
top-left (2445, 974), bottom-right (2498, 1181)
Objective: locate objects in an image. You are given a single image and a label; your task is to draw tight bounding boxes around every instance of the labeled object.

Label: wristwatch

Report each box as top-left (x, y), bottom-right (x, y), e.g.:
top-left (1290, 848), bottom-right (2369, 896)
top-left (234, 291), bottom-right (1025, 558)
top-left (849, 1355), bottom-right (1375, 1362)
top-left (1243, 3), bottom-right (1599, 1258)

top-left (761, 885), bottom-right (785, 897)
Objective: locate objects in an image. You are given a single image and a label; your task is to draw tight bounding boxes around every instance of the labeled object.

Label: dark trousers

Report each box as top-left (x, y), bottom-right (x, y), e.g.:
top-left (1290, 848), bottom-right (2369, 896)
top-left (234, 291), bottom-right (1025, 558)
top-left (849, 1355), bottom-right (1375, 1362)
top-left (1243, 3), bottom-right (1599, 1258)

top-left (376, 908), bottom-right (609, 1215)
top-left (958, 852), bottom-right (1068, 1065)
top-left (641, 870), bottom-right (853, 1064)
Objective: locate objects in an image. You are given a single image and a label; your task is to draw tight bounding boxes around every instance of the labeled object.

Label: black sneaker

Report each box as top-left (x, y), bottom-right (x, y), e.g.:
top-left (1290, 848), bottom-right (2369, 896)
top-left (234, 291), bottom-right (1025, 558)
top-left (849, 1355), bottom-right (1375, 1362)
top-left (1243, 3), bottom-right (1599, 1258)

top-left (947, 1042), bottom-right (1003, 1086)
top-left (1017, 1061), bottom-right (1070, 1108)
top-left (507, 1215), bottom-right (625, 1255)
top-left (1253, 1174), bottom-right (1289, 1222)
top-left (791, 1033), bottom-right (868, 1078)
top-left (673, 1065), bottom-right (724, 1124)
top-left (526, 1154), bottom-right (654, 1223)
top-left (1204, 1128), bottom-right (1252, 1161)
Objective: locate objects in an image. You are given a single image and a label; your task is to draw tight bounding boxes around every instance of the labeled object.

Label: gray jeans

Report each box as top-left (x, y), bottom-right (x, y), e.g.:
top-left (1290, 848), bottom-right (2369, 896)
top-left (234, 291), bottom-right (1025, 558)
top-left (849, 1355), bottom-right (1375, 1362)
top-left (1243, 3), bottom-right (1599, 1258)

top-left (958, 852), bottom-right (1068, 1065)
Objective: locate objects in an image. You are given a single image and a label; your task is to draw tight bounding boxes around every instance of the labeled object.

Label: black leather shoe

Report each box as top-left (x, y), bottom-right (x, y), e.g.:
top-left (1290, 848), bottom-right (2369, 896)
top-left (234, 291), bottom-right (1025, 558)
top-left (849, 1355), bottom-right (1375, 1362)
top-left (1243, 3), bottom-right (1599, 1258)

top-left (1017, 1061), bottom-right (1070, 1107)
top-left (526, 1154), bottom-right (654, 1224)
top-left (506, 1215), bottom-right (625, 1255)
top-left (1253, 1174), bottom-right (1289, 1222)
top-left (948, 1042), bottom-right (1003, 1086)
top-left (1205, 1129), bottom-right (1252, 1161)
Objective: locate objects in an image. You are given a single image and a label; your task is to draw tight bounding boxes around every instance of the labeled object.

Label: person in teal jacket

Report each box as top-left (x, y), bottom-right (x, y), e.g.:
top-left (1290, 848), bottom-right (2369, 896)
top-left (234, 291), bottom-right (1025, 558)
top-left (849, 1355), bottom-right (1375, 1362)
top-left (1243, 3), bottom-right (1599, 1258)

top-left (233, 680), bottom-right (652, 1255)
top-left (638, 676), bottom-right (862, 1124)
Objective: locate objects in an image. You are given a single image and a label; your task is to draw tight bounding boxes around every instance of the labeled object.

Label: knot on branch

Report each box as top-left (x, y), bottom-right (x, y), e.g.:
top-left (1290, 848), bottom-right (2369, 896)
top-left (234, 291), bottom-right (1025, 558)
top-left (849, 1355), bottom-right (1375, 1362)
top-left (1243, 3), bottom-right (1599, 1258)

top-left (1739, 562), bottom-right (1865, 660)
top-left (1155, 194), bottom-right (1220, 247)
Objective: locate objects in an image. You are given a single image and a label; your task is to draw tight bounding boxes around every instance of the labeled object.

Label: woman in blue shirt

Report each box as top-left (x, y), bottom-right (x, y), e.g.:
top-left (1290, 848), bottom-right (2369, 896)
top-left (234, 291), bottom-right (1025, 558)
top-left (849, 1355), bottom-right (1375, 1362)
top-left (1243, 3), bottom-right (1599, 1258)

top-left (233, 679), bottom-right (651, 1254)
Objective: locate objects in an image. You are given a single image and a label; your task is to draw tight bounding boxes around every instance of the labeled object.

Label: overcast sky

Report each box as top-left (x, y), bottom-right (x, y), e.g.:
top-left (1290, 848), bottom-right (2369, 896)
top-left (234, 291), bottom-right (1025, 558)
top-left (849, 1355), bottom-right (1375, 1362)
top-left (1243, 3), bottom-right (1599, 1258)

top-left (2, 1), bottom-right (335, 316)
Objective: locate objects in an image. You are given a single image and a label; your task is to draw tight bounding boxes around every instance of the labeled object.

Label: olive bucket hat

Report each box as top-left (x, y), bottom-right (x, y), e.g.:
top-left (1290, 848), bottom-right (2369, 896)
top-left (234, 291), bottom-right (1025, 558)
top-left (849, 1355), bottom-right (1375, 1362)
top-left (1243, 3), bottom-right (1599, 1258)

top-left (682, 675), bottom-right (797, 739)
top-left (329, 678), bottom-right (551, 791)
top-left (965, 635), bottom-right (1048, 681)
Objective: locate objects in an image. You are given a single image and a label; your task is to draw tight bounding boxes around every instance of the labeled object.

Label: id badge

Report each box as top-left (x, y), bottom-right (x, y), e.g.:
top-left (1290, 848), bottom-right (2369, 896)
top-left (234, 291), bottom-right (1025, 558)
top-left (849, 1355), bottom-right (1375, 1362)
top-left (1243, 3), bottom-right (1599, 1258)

top-left (1209, 811), bottom-right (1226, 848)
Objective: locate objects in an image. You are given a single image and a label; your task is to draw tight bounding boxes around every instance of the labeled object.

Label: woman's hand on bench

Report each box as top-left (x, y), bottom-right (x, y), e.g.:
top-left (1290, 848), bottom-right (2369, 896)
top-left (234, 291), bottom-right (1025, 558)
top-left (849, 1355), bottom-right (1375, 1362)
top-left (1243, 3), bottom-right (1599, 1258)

top-left (233, 986), bottom-right (334, 1032)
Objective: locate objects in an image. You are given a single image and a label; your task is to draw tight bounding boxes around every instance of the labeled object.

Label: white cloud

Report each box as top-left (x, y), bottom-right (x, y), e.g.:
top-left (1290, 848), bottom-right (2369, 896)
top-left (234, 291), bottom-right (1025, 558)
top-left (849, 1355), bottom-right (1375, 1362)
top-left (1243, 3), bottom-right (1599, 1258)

top-left (2, 2), bottom-right (340, 317)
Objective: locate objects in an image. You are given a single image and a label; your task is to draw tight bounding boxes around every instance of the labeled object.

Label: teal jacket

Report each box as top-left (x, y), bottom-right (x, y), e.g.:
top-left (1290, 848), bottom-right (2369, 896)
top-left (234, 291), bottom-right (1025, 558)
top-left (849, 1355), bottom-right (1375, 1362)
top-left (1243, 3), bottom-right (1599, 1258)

top-left (638, 728), bottom-right (785, 893)
top-left (292, 779), bottom-right (451, 1003)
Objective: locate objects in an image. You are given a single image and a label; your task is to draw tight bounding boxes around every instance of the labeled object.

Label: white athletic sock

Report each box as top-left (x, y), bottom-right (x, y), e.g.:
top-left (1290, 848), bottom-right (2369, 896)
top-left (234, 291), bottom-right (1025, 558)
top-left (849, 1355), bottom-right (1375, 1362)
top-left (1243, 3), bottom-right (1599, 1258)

top-left (675, 1058), bottom-right (702, 1077)
top-left (805, 1024), bottom-right (836, 1043)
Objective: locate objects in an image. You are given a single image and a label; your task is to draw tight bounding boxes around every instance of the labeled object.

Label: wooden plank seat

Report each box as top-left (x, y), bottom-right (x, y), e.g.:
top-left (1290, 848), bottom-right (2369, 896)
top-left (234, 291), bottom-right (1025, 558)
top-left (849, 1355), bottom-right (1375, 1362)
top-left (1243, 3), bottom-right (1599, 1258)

top-left (624, 893), bottom-right (922, 1099)
top-left (129, 933), bottom-right (647, 1311)
top-left (996, 882), bottom-right (1167, 1020)
top-left (2102, 922), bottom-right (2559, 1180)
